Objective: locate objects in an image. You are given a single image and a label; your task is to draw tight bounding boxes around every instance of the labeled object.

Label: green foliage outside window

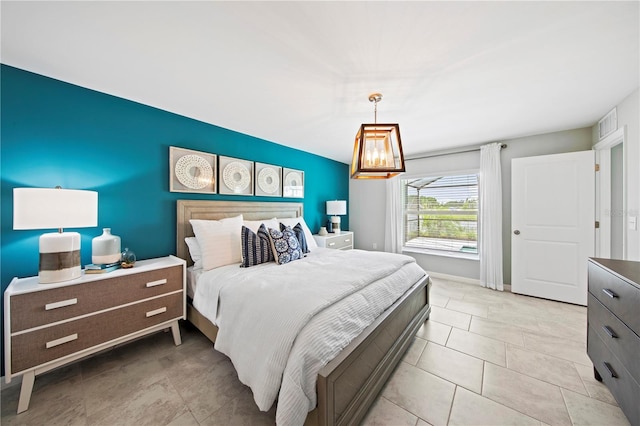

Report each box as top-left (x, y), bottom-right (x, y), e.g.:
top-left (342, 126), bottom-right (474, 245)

top-left (405, 197), bottom-right (477, 241)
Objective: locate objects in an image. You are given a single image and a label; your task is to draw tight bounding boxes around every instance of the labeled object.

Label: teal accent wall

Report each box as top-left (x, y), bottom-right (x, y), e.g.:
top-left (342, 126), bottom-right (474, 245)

top-left (0, 65), bottom-right (349, 373)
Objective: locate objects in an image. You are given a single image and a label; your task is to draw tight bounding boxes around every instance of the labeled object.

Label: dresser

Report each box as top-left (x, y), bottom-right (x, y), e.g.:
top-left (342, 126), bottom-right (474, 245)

top-left (4, 255), bottom-right (186, 414)
top-left (313, 231), bottom-right (354, 250)
top-left (587, 258), bottom-right (640, 426)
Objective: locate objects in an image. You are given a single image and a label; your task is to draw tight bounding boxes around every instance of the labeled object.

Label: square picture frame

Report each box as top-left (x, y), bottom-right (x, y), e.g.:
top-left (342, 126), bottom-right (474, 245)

top-left (218, 156), bottom-right (254, 196)
top-left (254, 162), bottom-right (283, 197)
top-left (169, 146), bottom-right (217, 194)
top-left (283, 168), bottom-right (304, 198)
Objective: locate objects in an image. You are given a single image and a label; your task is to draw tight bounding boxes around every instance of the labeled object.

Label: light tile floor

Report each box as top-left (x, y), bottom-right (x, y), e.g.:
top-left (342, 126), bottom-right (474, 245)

top-left (0, 277), bottom-right (630, 425)
top-left (362, 277), bottom-right (629, 426)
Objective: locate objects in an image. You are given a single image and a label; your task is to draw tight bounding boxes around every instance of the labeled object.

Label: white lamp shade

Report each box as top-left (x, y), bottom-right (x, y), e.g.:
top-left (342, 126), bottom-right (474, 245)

top-left (13, 188), bottom-right (98, 230)
top-left (326, 200), bottom-right (347, 216)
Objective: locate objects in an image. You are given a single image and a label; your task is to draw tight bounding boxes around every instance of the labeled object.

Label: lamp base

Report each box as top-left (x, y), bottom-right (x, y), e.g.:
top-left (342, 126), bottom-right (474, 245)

top-left (39, 232), bottom-right (82, 284)
top-left (331, 216), bottom-right (341, 235)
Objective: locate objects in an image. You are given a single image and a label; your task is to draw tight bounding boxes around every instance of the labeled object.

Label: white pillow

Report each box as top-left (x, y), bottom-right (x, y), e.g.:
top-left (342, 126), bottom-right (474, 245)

top-left (184, 237), bottom-right (202, 269)
top-left (277, 217), bottom-right (318, 250)
top-left (190, 215), bottom-right (243, 270)
top-left (243, 217), bottom-right (278, 233)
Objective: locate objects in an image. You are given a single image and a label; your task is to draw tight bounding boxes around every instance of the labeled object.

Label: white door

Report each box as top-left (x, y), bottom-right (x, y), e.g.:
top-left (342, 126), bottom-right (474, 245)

top-left (512, 150), bottom-right (595, 305)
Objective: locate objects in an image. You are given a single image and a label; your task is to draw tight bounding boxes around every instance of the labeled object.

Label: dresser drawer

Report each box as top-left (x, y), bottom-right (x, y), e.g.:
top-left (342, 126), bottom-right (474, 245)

top-left (326, 234), bottom-right (353, 250)
top-left (11, 265), bottom-right (183, 332)
top-left (588, 293), bottom-right (640, 383)
top-left (588, 261), bottom-right (640, 333)
top-left (11, 292), bottom-right (183, 373)
top-left (588, 326), bottom-right (640, 426)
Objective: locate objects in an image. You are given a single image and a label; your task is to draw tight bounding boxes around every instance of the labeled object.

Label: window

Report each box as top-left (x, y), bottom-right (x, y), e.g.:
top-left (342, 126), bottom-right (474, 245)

top-left (403, 173), bottom-right (478, 254)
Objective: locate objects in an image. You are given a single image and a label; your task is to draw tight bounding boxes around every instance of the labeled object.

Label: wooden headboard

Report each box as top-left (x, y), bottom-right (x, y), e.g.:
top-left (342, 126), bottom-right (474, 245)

top-left (176, 200), bottom-right (304, 266)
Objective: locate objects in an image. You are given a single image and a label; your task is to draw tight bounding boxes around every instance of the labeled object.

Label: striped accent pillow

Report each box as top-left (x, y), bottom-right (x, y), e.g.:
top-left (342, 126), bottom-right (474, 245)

top-left (240, 224), bottom-right (274, 267)
top-left (280, 222), bottom-right (309, 254)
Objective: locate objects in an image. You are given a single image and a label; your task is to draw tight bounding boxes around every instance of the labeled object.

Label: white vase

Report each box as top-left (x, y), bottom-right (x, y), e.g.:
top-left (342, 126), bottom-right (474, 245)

top-left (92, 228), bottom-right (121, 264)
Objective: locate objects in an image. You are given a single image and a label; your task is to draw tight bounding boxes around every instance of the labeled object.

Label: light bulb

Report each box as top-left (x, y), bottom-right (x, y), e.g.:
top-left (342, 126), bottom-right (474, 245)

top-left (372, 146), bottom-right (380, 166)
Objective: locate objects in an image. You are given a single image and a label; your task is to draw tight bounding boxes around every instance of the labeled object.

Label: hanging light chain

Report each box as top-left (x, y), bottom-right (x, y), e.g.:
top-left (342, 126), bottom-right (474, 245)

top-left (368, 93), bottom-right (382, 124)
top-left (373, 98), bottom-right (378, 124)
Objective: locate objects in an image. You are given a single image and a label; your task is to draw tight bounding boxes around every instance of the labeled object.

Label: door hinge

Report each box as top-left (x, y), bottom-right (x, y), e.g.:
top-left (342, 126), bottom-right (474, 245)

top-left (595, 221), bottom-right (600, 229)
top-left (595, 164), bottom-right (600, 172)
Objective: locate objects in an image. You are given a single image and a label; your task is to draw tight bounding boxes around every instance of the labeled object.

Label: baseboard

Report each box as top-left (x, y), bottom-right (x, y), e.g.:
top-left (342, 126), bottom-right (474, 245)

top-left (426, 271), bottom-right (512, 293)
top-left (426, 271), bottom-right (481, 286)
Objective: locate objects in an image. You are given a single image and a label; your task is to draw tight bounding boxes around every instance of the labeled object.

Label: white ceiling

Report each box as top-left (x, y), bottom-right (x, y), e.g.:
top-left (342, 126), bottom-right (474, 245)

top-left (2, 1), bottom-right (639, 164)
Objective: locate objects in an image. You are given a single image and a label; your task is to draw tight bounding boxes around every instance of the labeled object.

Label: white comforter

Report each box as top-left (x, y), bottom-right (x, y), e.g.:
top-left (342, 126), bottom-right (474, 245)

top-left (192, 248), bottom-right (426, 425)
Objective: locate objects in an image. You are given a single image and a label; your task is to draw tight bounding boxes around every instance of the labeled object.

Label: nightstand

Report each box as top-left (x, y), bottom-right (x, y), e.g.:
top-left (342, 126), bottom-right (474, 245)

top-left (3, 255), bottom-right (186, 414)
top-left (313, 231), bottom-right (354, 250)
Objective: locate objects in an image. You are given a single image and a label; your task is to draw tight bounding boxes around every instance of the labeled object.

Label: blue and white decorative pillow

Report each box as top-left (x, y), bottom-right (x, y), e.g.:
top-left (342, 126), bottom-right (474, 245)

top-left (280, 222), bottom-right (309, 254)
top-left (268, 226), bottom-right (303, 265)
top-left (240, 224), bottom-right (274, 267)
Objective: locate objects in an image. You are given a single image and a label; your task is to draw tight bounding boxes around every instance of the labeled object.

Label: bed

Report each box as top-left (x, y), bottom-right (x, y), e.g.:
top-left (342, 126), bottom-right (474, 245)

top-left (176, 200), bottom-right (431, 426)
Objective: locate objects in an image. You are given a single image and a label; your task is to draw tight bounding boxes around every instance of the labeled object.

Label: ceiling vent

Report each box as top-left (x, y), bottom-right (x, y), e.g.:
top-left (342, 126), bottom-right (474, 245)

top-left (598, 108), bottom-right (617, 140)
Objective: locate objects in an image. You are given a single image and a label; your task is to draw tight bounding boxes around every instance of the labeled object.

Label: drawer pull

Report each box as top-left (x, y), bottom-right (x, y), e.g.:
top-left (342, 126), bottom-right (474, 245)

top-left (328, 242), bottom-right (336, 247)
top-left (46, 333), bottom-right (78, 349)
top-left (602, 361), bottom-right (618, 378)
top-left (601, 288), bottom-right (618, 298)
top-left (602, 325), bottom-right (618, 338)
top-left (146, 279), bottom-right (167, 288)
top-left (45, 298), bottom-right (78, 311)
top-left (146, 307), bottom-right (167, 317)
top-left (344, 239), bottom-right (351, 243)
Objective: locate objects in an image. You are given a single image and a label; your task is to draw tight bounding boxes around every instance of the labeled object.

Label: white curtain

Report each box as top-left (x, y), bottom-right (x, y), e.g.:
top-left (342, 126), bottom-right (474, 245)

top-left (384, 177), bottom-right (403, 253)
top-left (479, 142), bottom-right (504, 291)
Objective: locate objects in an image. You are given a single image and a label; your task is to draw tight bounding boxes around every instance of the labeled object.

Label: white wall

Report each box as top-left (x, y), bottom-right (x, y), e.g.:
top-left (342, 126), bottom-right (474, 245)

top-left (349, 179), bottom-right (386, 253)
top-left (350, 127), bottom-right (593, 282)
top-left (592, 88), bottom-right (640, 260)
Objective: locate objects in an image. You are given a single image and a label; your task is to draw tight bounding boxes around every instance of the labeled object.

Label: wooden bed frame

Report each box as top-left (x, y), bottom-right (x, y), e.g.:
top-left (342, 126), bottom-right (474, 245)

top-left (176, 200), bottom-right (431, 426)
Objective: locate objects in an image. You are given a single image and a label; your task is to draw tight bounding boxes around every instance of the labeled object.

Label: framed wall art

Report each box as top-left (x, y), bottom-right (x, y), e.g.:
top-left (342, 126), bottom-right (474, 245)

top-left (283, 168), bottom-right (304, 198)
top-left (219, 156), bottom-right (254, 196)
top-left (254, 162), bottom-right (282, 197)
top-left (169, 146), bottom-right (217, 194)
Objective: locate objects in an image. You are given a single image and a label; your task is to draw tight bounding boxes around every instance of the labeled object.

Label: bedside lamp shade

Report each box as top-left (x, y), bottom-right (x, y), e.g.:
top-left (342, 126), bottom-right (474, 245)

top-left (14, 188), bottom-right (98, 283)
top-left (326, 200), bottom-right (347, 234)
top-left (326, 200), bottom-right (347, 216)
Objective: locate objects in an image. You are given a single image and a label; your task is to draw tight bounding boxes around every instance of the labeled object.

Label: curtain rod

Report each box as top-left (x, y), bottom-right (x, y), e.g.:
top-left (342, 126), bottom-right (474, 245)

top-left (406, 143), bottom-right (507, 161)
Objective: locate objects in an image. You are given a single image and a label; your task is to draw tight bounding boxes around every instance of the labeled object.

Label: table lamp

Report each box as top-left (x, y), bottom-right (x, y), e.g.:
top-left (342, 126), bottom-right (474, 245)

top-left (13, 187), bottom-right (98, 283)
top-left (326, 200), bottom-right (347, 234)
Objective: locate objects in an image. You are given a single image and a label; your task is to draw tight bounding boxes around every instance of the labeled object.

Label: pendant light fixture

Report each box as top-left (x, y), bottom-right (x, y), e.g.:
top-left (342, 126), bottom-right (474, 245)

top-left (351, 93), bottom-right (405, 179)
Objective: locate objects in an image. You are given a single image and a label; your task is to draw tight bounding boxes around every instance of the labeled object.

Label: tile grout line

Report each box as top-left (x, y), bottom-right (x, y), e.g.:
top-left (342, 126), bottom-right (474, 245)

top-left (559, 387), bottom-right (577, 426)
top-left (446, 385), bottom-right (459, 425)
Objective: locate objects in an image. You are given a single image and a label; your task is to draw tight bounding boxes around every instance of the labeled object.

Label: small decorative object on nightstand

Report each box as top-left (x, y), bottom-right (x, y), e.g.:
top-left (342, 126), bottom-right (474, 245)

top-left (92, 228), bottom-right (121, 264)
top-left (314, 231), bottom-right (354, 250)
top-left (121, 247), bottom-right (136, 268)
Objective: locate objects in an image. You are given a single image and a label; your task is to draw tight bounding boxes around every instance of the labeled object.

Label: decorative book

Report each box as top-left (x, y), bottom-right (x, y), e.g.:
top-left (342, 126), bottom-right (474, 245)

top-left (85, 261), bottom-right (121, 270)
top-left (84, 262), bottom-right (121, 274)
top-left (85, 265), bottom-right (120, 274)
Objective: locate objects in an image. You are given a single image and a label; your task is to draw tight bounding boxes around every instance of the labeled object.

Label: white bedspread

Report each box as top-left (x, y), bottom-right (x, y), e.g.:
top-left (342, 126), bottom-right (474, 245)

top-left (192, 248), bottom-right (426, 425)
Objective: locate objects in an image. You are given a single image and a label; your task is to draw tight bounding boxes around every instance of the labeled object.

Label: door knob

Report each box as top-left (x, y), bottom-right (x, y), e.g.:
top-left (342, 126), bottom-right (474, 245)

top-left (514, 230), bottom-right (520, 235)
